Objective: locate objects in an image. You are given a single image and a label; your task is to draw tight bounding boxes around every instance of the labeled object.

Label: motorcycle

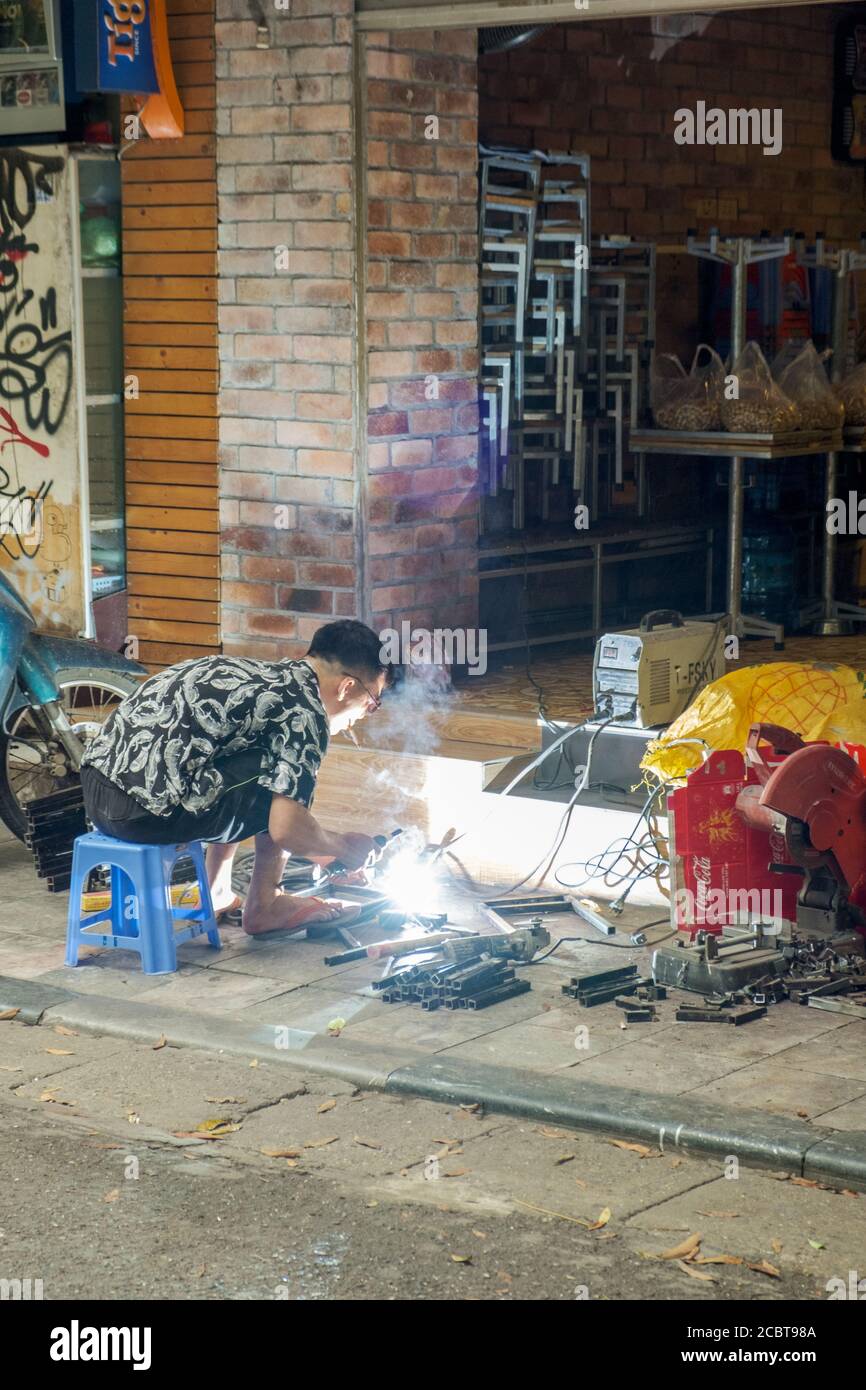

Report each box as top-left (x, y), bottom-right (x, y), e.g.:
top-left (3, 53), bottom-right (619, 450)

top-left (0, 569), bottom-right (147, 840)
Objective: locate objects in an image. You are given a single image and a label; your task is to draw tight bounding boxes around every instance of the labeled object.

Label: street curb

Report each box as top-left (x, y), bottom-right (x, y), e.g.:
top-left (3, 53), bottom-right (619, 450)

top-left (1, 973), bottom-right (865, 1189)
top-left (0, 977), bottom-right (76, 1025)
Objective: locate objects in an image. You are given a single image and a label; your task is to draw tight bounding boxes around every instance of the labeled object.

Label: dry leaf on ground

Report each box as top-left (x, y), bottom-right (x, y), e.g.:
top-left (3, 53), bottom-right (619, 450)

top-left (697, 1210), bottom-right (739, 1219)
top-left (608, 1139), bottom-right (654, 1157)
top-left (304, 1136), bottom-right (338, 1149)
top-left (771, 1239), bottom-right (783, 1254)
top-left (747, 1260), bottom-right (781, 1279)
top-left (589, 1208), bottom-right (611, 1230)
top-left (152, 1036), bottom-right (167, 1050)
top-left (54, 1025), bottom-right (77, 1037)
top-left (44, 1049), bottom-right (74, 1056)
top-left (443, 1168), bottom-right (470, 1178)
top-left (103, 1189), bottom-right (120, 1204)
top-left (657, 1232), bottom-right (702, 1261)
top-left (0, 1008), bottom-right (20, 1021)
top-left (192, 1118), bottom-right (241, 1138)
top-left (317, 1100), bottom-right (337, 1114)
top-left (694, 1254), bottom-right (744, 1266)
top-left (205, 1096), bottom-right (245, 1104)
top-left (260, 1147), bottom-right (302, 1159)
top-left (39, 1090), bottom-right (73, 1106)
top-left (677, 1259), bottom-right (717, 1282)
top-left (554, 1155), bottom-right (575, 1166)
top-left (512, 1199), bottom-right (594, 1228)
top-left (450, 1254), bottom-right (472, 1264)
top-left (353, 1136), bottom-right (382, 1150)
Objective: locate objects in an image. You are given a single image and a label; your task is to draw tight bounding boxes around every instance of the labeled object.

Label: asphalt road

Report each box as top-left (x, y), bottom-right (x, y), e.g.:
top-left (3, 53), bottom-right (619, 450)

top-left (0, 1018), bottom-right (856, 1303)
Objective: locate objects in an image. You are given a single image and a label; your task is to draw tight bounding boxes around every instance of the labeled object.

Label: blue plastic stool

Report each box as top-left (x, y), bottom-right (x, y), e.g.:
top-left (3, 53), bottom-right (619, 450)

top-left (65, 832), bottom-right (221, 975)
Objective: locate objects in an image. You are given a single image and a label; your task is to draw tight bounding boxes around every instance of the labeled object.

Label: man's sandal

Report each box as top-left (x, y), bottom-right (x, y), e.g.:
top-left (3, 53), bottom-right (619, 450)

top-left (242, 895), bottom-right (363, 937)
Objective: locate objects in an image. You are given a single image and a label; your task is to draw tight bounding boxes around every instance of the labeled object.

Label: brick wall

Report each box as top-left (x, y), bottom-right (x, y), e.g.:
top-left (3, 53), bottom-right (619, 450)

top-left (363, 28), bottom-right (480, 635)
top-left (479, 5), bottom-right (866, 245)
top-left (215, 0), bottom-right (357, 660)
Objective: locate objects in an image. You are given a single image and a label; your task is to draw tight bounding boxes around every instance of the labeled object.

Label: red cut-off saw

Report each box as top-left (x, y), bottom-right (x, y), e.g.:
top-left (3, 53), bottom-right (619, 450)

top-left (735, 723), bottom-right (866, 938)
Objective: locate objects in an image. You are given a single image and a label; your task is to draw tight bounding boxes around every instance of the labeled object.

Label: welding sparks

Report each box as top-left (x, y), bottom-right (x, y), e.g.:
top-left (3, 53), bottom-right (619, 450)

top-left (374, 829), bottom-right (439, 912)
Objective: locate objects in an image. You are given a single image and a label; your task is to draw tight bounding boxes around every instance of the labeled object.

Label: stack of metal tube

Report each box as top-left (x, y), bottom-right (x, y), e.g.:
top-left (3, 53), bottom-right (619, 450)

top-left (24, 786), bottom-right (89, 892)
top-left (374, 952), bottom-right (531, 1011)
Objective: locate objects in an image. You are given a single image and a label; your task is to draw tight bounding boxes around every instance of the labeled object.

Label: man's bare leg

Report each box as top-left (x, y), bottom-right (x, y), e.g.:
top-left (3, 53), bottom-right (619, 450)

top-left (205, 842), bottom-right (240, 914)
top-left (242, 831), bottom-right (356, 936)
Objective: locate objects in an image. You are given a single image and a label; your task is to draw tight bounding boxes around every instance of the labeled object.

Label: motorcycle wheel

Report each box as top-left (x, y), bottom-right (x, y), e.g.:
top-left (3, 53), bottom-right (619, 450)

top-left (0, 668), bottom-right (143, 842)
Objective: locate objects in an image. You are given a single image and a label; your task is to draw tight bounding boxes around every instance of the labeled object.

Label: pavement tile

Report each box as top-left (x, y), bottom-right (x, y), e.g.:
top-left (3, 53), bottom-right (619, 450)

top-left (437, 1018), bottom-right (635, 1073)
top-left (814, 1095), bottom-right (866, 1131)
top-left (128, 965), bottom-right (292, 1015)
top-left (36, 963), bottom-right (177, 1001)
top-left (686, 1058), bottom-right (866, 1122)
top-left (775, 1020), bottom-right (866, 1083)
top-left (0, 940), bottom-right (67, 979)
top-left (226, 1089), bottom-right (484, 1179)
top-left (241, 985), bottom-right (404, 1034)
top-left (566, 1037), bottom-right (750, 1095)
top-left (204, 938), bottom-right (341, 986)
top-left (624, 1172), bottom-right (866, 1281)
top-left (335, 1002), bottom-right (519, 1052)
top-left (400, 1120), bottom-right (723, 1223)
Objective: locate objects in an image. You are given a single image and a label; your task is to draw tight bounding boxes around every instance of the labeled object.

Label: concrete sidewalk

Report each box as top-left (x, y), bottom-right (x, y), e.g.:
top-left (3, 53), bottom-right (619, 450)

top-left (2, 834), bottom-right (866, 1187)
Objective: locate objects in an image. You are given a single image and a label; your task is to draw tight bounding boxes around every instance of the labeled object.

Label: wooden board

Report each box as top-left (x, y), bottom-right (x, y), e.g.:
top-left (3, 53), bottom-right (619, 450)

top-left (122, 0), bottom-right (220, 683)
top-left (127, 461), bottom-right (218, 486)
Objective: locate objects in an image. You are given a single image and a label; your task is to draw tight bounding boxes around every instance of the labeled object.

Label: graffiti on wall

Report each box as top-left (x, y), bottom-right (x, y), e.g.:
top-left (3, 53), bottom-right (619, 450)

top-left (0, 147), bottom-right (83, 630)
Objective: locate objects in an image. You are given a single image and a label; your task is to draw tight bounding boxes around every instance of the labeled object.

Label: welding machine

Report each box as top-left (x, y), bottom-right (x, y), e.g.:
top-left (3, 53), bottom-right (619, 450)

top-left (593, 610), bottom-right (725, 729)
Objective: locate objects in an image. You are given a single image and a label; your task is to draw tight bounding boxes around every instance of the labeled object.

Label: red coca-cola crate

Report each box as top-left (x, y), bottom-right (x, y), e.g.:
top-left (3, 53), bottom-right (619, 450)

top-left (668, 747), bottom-right (799, 936)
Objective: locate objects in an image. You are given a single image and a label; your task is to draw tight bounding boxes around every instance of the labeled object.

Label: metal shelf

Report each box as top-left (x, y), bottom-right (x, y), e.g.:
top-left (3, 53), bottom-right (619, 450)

top-left (629, 428), bottom-right (842, 460)
top-left (480, 521), bottom-right (713, 647)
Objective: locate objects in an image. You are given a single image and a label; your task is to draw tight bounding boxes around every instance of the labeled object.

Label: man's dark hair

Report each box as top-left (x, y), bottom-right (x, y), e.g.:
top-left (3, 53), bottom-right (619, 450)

top-left (306, 620), bottom-right (391, 684)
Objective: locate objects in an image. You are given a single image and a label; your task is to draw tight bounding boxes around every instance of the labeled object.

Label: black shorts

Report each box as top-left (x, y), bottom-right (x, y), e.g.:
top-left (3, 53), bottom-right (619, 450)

top-left (80, 749), bottom-right (274, 846)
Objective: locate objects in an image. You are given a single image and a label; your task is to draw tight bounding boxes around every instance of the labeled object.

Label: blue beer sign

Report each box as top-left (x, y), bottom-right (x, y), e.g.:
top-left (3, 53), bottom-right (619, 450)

top-left (76, 0), bottom-right (159, 95)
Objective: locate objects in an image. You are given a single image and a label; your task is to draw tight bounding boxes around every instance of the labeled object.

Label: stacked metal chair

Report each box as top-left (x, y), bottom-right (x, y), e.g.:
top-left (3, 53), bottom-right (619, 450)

top-left (479, 147), bottom-right (657, 531)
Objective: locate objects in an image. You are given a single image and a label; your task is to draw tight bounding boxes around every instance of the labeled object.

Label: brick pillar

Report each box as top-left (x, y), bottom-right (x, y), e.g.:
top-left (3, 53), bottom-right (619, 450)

top-left (216, 0), bottom-right (358, 659)
top-left (216, 9), bottom-right (481, 654)
top-left (363, 29), bottom-right (480, 634)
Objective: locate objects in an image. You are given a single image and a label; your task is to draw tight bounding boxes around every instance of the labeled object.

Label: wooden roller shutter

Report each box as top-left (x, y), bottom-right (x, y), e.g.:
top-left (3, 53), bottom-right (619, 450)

top-left (121, 0), bottom-right (219, 672)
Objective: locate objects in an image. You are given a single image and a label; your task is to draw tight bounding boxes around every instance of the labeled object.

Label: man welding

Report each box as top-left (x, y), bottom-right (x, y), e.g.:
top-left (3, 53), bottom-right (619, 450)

top-left (80, 620), bottom-right (390, 936)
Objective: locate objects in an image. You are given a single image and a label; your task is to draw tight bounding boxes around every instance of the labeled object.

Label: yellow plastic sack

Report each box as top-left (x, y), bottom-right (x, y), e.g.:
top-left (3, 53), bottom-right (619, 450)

top-left (641, 662), bottom-right (866, 783)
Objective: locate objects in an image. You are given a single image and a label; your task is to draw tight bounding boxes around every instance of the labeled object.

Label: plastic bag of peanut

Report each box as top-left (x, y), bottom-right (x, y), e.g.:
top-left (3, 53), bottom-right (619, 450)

top-left (721, 341), bottom-right (800, 433)
top-left (651, 344), bottom-right (724, 431)
top-left (773, 339), bottom-right (843, 431)
top-left (835, 361), bottom-right (866, 425)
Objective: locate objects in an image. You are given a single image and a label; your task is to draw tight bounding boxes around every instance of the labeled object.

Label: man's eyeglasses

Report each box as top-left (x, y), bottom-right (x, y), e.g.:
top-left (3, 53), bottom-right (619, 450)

top-left (341, 672), bottom-right (382, 712)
